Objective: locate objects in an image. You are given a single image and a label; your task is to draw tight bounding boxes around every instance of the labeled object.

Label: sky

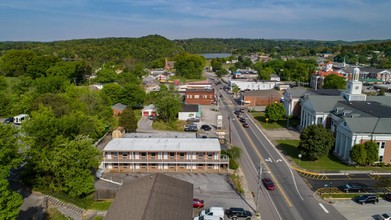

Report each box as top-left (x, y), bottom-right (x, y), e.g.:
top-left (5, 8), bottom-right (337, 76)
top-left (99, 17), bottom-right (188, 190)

top-left (1, 0), bottom-right (391, 42)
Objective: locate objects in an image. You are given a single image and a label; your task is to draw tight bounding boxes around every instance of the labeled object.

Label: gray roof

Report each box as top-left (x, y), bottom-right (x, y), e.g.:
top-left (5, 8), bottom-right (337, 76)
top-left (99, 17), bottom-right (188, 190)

top-left (338, 101), bottom-right (391, 118)
top-left (112, 103), bottom-right (127, 111)
top-left (285, 87), bottom-right (308, 98)
top-left (306, 95), bottom-right (344, 112)
top-left (124, 132), bottom-right (196, 138)
top-left (103, 138), bottom-right (221, 152)
top-left (366, 96), bottom-right (391, 107)
top-left (105, 173), bottom-right (193, 220)
top-left (344, 118), bottom-right (391, 134)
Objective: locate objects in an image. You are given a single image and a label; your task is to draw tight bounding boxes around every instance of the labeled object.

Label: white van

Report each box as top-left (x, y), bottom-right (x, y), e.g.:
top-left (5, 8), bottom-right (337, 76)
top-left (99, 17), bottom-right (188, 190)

top-left (13, 114), bottom-right (29, 125)
top-left (198, 207), bottom-right (225, 219)
top-left (193, 215), bottom-right (222, 220)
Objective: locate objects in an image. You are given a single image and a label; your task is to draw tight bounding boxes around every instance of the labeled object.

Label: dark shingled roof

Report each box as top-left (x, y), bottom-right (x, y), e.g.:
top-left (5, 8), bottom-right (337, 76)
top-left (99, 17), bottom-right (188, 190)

top-left (105, 173), bottom-right (193, 220)
top-left (181, 103), bottom-right (199, 112)
top-left (339, 101), bottom-right (391, 118)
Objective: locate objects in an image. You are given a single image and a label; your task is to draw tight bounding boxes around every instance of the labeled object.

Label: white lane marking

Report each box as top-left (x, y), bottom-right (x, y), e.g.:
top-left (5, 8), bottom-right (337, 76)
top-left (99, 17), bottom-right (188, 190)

top-left (319, 203), bottom-right (329, 213)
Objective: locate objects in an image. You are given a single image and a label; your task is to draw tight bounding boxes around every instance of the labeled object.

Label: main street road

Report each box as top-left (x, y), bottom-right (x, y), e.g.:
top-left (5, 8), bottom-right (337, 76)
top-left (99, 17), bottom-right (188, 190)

top-left (214, 81), bottom-right (346, 220)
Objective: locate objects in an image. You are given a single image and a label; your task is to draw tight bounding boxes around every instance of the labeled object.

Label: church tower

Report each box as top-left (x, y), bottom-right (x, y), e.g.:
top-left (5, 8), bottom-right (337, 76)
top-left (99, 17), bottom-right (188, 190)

top-left (342, 64), bottom-right (366, 101)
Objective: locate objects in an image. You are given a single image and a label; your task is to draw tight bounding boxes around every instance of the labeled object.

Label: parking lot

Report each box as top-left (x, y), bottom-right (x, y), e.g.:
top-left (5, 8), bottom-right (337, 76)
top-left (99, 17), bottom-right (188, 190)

top-left (331, 198), bottom-right (391, 220)
top-left (98, 173), bottom-right (255, 219)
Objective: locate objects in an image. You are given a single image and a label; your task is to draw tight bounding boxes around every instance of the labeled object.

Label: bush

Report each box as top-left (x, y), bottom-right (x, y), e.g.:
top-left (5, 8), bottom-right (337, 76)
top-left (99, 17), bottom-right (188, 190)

top-left (229, 159), bottom-right (239, 170)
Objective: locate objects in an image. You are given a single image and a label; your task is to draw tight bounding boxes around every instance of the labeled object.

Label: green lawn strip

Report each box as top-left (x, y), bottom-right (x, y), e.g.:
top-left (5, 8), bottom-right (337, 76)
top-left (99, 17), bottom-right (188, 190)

top-left (47, 208), bottom-right (68, 220)
top-left (152, 119), bottom-right (187, 131)
top-left (276, 140), bottom-right (391, 172)
top-left (88, 200), bottom-right (112, 210)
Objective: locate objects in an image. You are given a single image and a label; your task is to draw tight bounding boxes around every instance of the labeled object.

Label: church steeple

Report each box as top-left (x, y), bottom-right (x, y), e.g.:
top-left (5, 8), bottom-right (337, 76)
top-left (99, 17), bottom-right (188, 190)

top-left (342, 65), bottom-right (366, 101)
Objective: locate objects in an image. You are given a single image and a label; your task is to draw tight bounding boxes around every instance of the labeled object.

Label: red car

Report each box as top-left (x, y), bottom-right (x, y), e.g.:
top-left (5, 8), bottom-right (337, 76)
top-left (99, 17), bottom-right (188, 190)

top-left (193, 198), bottom-right (204, 208)
top-left (262, 178), bottom-right (275, 190)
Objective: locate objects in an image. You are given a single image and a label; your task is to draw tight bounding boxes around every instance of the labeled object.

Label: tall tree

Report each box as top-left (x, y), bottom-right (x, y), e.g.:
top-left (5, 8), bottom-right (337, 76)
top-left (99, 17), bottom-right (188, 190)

top-left (153, 90), bottom-right (182, 123)
top-left (0, 49), bottom-right (35, 77)
top-left (265, 103), bottom-right (286, 122)
top-left (119, 108), bottom-right (138, 133)
top-left (0, 124), bottom-right (23, 219)
top-left (174, 53), bottom-right (206, 79)
top-left (365, 141), bottom-right (379, 165)
top-left (323, 74), bottom-right (346, 89)
top-left (298, 124), bottom-right (335, 161)
top-left (350, 144), bottom-right (367, 166)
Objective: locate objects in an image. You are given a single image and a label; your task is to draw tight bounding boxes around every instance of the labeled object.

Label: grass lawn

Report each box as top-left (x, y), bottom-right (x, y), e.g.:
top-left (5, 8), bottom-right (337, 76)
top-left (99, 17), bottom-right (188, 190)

top-left (251, 111), bottom-right (300, 129)
top-left (47, 208), bottom-right (68, 220)
top-left (276, 140), bottom-right (391, 172)
top-left (152, 119), bottom-right (188, 131)
top-left (88, 200), bottom-right (112, 210)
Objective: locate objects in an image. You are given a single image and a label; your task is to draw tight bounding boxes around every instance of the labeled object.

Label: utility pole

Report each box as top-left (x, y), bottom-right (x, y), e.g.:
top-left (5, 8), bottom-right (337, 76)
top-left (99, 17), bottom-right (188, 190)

top-left (256, 160), bottom-right (263, 217)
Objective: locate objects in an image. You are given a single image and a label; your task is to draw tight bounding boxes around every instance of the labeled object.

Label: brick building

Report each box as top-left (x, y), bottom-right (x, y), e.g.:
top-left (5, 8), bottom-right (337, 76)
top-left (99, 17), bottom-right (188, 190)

top-left (185, 88), bottom-right (216, 105)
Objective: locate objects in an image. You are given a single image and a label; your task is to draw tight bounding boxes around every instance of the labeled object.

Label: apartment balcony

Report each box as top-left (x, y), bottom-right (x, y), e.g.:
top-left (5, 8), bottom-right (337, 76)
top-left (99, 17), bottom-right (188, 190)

top-left (103, 157), bottom-right (229, 164)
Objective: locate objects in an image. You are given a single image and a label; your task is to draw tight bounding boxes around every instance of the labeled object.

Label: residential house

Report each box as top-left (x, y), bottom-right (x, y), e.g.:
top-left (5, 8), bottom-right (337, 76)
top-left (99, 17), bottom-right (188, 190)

top-left (270, 74), bottom-right (281, 82)
top-left (112, 103), bottom-right (127, 117)
top-left (105, 173), bottom-right (193, 220)
top-left (141, 104), bottom-right (157, 117)
top-left (102, 138), bottom-right (229, 173)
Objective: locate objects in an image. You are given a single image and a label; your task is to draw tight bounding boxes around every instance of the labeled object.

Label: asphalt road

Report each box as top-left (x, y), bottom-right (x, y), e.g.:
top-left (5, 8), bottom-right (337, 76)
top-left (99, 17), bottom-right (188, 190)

top-left (214, 80), bottom-right (346, 220)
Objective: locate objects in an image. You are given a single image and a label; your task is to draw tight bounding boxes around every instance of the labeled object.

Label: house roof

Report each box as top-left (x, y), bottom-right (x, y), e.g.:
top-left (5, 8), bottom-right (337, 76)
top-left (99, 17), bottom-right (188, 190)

top-left (305, 95), bottom-right (344, 113)
top-left (242, 89), bottom-right (282, 97)
top-left (338, 101), bottom-right (391, 118)
top-left (103, 138), bottom-right (221, 152)
top-left (187, 80), bottom-right (211, 85)
top-left (105, 173), bottom-right (193, 220)
top-left (142, 104), bottom-right (156, 111)
top-left (285, 87), bottom-right (308, 98)
top-left (181, 103), bottom-right (199, 112)
top-left (112, 103), bottom-right (127, 111)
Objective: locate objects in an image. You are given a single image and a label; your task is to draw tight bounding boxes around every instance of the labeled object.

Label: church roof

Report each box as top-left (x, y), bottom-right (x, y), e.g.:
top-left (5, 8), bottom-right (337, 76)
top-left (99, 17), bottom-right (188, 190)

top-left (305, 95), bottom-right (344, 113)
top-left (344, 118), bottom-right (391, 134)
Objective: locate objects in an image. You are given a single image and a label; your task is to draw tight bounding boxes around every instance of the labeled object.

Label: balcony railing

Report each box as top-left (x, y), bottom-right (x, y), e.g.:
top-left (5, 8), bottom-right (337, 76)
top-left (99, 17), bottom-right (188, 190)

top-left (103, 157), bottom-right (229, 164)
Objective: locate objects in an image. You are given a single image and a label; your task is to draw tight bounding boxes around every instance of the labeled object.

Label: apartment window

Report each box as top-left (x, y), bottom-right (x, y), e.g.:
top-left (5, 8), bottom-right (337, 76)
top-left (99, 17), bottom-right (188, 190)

top-left (141, 152), bottom-right (146, 159)
top-left (180, 164), bottom-right (185, 168)
top-left (122, 164), bottom-right (128, 169)
top-left (189, 95), bottom-right (192, 98)
top-left (169, 152), bottom-right (175, 159)
top-left (207, 164), bottom-right (213, 169)
top-left (141, 163), bottom-right (147, 168)
top-left (180, 153), bottom-right (185, 159)
top-left (112, 152), bottom-right (118, 159)
top-left (198, 164), bottom-right (204, 169)
top-left (122, 152), bottom-right (128, 159)
top-left (198, 153), bottom-right (204, 159)
top-left (170, 164), bottom-right (175, 168)
top-left (195, 95), bottom-right (199, 99)
top-left (151, 163), bottom-right (157, 168)
top-left (379, 156), bottom-right (384, 162)
top-left (203, 95), bottom-right (207, 99)
top-left (208, 153), bottom-right (213, 159)
top-left (113, 164), bottom-right (118, 169)
top-left (377, 142), bottom-right (385, 149)
top-left (151, 152), bottom-right (156, 159)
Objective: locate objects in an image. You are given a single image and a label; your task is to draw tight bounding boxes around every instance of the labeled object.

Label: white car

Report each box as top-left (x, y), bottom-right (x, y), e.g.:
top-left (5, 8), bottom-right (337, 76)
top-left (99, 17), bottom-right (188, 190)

top-left (198, 207), bottom-right (225, 219)
top-left (381, 213), bottom-right (391, 220)
top-left (193, 215), bottom-right (222, 220)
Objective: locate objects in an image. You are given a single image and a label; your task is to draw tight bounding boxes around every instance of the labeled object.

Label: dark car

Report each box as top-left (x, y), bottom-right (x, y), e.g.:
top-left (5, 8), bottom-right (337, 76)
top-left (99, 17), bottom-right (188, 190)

top-left (200, 124), bottom-right (212, 131)
top-left (339, 183), bottom-right (363, 193)
top-left (225, 207), bottom-right (252, 220)
top-left (148, 115), bottom-right (155, 120)
top-left (262, 178), bottom-right (275, 190)
top-left (3, 117), bottom-right (14, 124)
top-left (355, 194), bottom-right (379, 205)
top-left (184, 124), bottom-right (197, 132)
top-left (239, 117), bottom-right (246, 123)
top-left (385, 193), bottom-right (391, 201)
top-left (193, 198), bottom-right (204, 208)
top-left (242, 123), bottom-right (249, 128)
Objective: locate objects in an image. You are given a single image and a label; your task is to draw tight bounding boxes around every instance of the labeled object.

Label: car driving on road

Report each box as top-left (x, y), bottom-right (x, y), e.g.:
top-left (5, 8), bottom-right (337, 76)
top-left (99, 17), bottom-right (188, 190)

top-left (262, 178), bottom-right (275, 190)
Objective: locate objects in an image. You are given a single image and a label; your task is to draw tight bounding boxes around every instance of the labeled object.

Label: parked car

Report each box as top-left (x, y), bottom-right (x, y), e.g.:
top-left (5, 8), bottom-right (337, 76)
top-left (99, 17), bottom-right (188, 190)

top-left (3, 117), bottom-right (14, 124)
top-left (225, 207), bottom-right (252, 220)
top-left (200, 124), bottom-right (212, 131)
top-left (184, 124), bottom-right (198, 132)
top-left (242, 123), bottom-right (249, 128)
top-left (187, 117), bottom-right (200, 123)
top-left (199, 207), bottom-right (225, 219)
top-left (193, 216), bottom-right (222, 220)
top-left (262, 178), bottom-right (275, 190)
top-left (385, 193), bottom-right (391, 201)
top-left (148, 115), bottom-right (155, 120)
top-left (193, 198), bottom-right (204, 208)
top-left (355, 194), bottom-right (379, 205)
top-left (381, 213), bottom-right (391, 220)
top-left (339, 183), bottom-right (363, 193)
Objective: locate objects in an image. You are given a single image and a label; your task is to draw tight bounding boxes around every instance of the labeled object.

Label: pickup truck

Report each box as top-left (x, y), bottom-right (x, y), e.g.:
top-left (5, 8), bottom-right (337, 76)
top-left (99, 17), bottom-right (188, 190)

top-left (225, 207), bottom-right (252, 220)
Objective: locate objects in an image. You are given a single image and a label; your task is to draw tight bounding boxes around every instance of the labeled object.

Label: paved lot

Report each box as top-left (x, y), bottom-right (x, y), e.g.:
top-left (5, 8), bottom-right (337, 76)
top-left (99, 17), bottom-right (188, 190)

top-left (331, 198), bottom-right (391, 220)
top-left (99, 172), bottom-right (255, 219)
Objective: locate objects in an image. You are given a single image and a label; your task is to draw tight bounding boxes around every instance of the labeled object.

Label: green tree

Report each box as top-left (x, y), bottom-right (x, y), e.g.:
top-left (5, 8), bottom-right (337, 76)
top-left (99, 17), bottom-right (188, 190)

top-left (95, 67), bottom-right (117, 83)
top-left (153, 90), bottom-right (182, 123)
top-left (232, 84), bottom-right (240, 98)
top-left (226, 146), bottom-right (241, 160)
top-left (174, 53), bottom-right (206, 79)
top-left (33, 75), bottom-right (69, 94)
top-left (298, 124), bottom-right (335, 161)
top-left (215, 68), bottom-right (228, 78)
top-left (211, 58), bottom-right (223, 72)
top-left (119, 108), bottom-right (138, 133)
top-left (265, 103), bottom-right (286, 122)
top-left (260, 67), bottom-right (274, 80)
top-left (323, 74), bottom-right (346, 89)
top-left (350, 144), bottom-right (367, 166)
top-left (0, 124), bottom-right (23, 219)
top-left (365, 141), bottom-right (379, 165)
top-left (0, 49), bottom-right (35, 77)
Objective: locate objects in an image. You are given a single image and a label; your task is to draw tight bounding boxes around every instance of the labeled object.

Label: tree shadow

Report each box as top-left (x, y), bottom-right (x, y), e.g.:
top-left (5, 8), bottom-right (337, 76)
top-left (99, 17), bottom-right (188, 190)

top-left (18, 206), bottom-right (49, 220)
